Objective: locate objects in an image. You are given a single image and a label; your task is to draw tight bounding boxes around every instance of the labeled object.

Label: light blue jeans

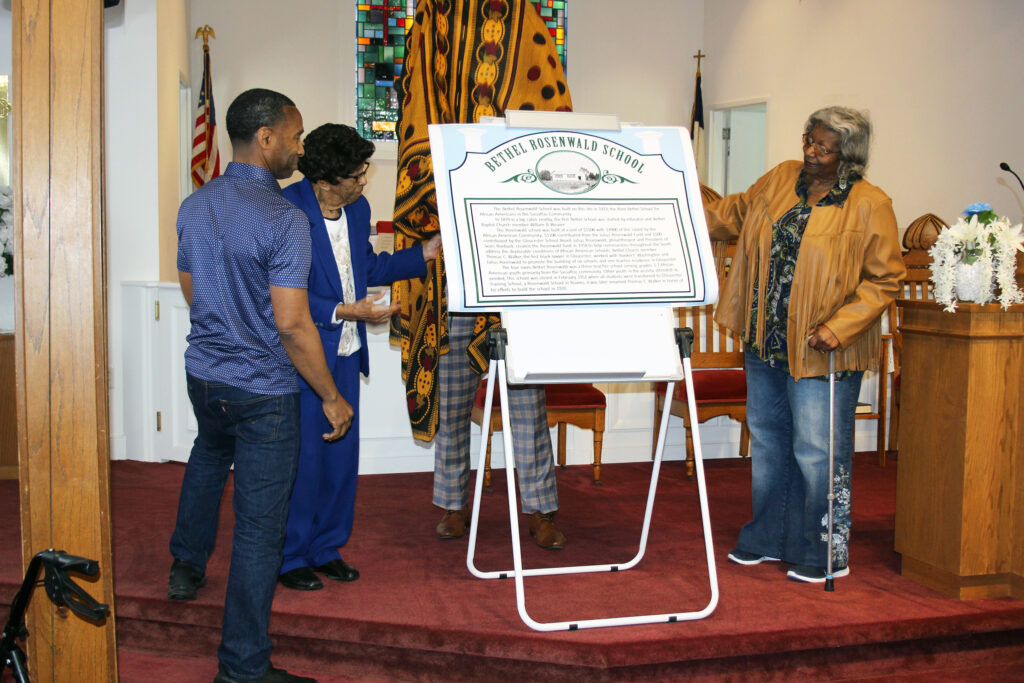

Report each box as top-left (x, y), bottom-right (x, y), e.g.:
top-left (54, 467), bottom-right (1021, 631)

top-left (736, 352), bottom-right (862, 569)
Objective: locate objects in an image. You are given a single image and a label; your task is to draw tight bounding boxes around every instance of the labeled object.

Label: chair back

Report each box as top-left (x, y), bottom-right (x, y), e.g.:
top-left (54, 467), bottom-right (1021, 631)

top-left (892, 213), bottom-right (944, 370)
top-left (678, 238), bottom-right (744, 370)
top-left (899, 213), bottom-right (943, 302)
top-left (678, 185), bottom-right (745, 371)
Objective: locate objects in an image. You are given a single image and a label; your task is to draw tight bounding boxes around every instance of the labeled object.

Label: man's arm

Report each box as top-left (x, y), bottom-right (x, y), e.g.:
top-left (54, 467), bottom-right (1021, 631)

top-left (178, 270), bottom-right (193, 307)
top-left (270, 284), bottom-right (354, 440)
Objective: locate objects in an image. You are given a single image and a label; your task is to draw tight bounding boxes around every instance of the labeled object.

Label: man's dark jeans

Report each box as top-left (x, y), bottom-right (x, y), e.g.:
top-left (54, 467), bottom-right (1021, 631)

top-left (170, 375), bottom-right (300, 679)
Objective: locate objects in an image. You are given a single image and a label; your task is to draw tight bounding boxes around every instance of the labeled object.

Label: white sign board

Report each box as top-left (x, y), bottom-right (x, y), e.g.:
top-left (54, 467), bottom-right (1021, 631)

top-left (428, 121), bottom-right (717, 312)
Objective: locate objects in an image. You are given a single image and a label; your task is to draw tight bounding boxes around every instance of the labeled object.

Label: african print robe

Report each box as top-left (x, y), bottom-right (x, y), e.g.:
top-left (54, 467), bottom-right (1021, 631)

top-left (391, 0), bottom-right (573, 440)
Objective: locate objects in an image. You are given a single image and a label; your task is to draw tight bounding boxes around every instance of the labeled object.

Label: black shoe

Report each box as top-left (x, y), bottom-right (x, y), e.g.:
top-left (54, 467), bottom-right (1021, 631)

top-left (315, 558), bottom-right (359, 582)
top-left (167, 558), bottom-right (206, 601)
top-left (213, 662), bottom-right (317, 682)
top-left (278, 567), bottom-right (323, 591)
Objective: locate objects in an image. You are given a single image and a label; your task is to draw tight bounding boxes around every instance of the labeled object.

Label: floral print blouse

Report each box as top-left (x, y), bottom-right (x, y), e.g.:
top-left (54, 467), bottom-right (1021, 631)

top-left (747, 170), bottom-right (855, 378)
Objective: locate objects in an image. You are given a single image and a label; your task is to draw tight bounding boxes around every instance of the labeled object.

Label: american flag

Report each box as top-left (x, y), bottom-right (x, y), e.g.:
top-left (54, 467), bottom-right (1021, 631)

top-left (191, 45), bottom-right (220, 188)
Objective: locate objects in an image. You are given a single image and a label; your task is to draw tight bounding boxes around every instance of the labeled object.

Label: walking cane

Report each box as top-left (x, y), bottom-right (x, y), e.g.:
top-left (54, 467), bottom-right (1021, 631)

top-left (825, 351), bottom-right (836, 593)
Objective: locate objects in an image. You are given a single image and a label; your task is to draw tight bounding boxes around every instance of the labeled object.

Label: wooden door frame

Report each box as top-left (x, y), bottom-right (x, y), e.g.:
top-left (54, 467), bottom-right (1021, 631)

top-left (13, 0), bottom-right (117, 680)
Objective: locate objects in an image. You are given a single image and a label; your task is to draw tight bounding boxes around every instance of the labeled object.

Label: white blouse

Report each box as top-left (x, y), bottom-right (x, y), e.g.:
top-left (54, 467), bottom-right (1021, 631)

top-left (323, 213), bottom-right (361, 357)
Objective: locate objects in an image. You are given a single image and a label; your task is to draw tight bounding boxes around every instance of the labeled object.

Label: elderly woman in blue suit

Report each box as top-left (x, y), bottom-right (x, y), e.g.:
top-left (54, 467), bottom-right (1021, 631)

top-left (279, 124), bottom-right (440, 590)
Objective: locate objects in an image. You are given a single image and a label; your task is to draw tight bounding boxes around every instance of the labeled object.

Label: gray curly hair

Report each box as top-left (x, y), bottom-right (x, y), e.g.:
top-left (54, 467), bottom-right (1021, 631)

top-left (804, 106), bottom-right (871, 181)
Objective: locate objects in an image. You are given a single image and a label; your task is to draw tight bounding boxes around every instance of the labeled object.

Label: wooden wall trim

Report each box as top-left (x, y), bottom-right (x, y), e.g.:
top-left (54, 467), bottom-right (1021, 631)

top-left (13, 0), bottom-right (117, 680)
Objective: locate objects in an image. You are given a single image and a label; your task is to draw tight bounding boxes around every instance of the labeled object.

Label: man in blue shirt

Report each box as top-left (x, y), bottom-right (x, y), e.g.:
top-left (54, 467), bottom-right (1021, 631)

top-left (169, 88), bottom-right (351, 683)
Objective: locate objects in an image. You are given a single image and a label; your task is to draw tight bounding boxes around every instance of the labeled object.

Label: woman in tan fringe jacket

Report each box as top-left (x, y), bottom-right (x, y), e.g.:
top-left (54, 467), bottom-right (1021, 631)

top-left (705, 106), bottom-right (906, 583)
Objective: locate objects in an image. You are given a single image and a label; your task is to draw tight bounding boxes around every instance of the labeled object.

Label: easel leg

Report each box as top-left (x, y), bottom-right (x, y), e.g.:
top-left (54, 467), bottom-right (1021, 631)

top-left (557, 423), bottom-right (567, 469)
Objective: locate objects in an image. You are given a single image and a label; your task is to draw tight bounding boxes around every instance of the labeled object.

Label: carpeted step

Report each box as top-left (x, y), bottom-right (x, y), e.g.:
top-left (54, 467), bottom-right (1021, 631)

top-left (4, 456), bottom-right (1024, 682)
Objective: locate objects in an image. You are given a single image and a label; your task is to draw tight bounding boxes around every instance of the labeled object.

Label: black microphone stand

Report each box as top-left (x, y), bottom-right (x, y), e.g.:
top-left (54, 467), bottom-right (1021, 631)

top-left (1000, 162), bottom-right (1024, 194)
top-left (2, 550), bottom-right (109, 683)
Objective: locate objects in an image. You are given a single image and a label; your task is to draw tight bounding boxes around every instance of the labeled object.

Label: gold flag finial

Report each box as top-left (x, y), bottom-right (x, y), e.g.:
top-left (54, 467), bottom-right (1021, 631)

top-left (195, 25), bottom-right (216, 47)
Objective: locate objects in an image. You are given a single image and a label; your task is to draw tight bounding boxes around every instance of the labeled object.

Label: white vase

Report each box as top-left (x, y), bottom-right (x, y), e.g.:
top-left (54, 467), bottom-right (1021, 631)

top-left (954, 261), bottom-right (993, 304)
top-left (0, 275), bottom-right (12, 331)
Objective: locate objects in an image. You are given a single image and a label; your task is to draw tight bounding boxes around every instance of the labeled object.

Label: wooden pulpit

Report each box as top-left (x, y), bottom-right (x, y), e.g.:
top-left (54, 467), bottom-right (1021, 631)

top-left (894, 300), bottom-right (1024, 599)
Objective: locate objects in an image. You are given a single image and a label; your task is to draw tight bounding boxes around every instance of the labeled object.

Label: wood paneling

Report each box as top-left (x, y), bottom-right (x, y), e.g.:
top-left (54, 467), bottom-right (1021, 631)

top-left (895, 300), bottom-right (1024, 600)
top-left (13, 0), bottom-right (117, 679)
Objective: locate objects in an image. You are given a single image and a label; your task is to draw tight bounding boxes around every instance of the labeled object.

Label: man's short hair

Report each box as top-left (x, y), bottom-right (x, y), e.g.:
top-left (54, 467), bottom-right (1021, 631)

top-left (225, 88), bottom-right (296, 144)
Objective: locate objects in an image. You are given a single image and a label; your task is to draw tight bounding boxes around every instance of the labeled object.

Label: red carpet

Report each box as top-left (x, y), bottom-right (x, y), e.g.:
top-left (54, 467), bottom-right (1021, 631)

top-left (3, 455), bottom-right (1024, 681)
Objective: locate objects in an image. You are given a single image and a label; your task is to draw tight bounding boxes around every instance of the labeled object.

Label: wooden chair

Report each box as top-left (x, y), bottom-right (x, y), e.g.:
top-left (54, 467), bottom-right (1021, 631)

top-left (472, 380), bottom-right (607, 487)
top-left (855, 326), bottom-right (893, 466)
top-left (899, 213), bottom-right (943, 302)
top-left (652, 219), bottom-right (749, 479)
top-left (651, 297), bottom-right (749, 480)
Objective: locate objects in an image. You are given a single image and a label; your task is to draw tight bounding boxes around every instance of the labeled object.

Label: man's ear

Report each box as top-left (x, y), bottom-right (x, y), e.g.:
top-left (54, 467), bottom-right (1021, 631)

top-left (256, 125), bottom-right (274, 150)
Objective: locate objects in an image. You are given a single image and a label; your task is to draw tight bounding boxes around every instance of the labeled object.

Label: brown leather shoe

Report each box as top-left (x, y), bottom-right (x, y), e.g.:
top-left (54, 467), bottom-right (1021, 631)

top-left (436, 507), bottom-right (469, 539)
top-left (529, 511), bottom-right (566, 550)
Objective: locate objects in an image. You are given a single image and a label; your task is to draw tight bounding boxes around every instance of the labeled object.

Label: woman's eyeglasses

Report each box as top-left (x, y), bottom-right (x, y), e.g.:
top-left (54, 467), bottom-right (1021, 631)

top-left (342, 163), bottom-right (371, 180)
top-left (802, 135), bottom-right (839, 157)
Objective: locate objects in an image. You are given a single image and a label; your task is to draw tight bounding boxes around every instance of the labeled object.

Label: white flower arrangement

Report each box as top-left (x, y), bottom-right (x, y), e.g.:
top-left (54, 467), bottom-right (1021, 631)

top-left (929, 202), bottom-right (1024, 311)
top-left (0, 185), bottom-right (12, 277)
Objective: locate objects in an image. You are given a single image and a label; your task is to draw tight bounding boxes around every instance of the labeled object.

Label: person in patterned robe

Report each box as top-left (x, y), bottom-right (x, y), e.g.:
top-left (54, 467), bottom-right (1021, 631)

top-left (391, 0), bottom-right (573, 547)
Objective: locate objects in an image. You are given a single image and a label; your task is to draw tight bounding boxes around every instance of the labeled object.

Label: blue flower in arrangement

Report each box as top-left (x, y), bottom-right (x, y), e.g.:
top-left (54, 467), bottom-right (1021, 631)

top-left (964, 202), bottom-right (997, 223)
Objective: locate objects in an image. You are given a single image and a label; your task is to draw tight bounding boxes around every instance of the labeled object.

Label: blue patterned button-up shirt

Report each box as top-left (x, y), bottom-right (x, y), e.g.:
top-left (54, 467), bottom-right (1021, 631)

top-left (177, 161), bottom-right (312, 395)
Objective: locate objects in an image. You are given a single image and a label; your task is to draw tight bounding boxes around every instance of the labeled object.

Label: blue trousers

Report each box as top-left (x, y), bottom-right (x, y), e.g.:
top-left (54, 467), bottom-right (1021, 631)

top-left (736, 352), bottom-right (862, 569)
top-left (281, 352), bottom-right (362, 573)
top-left (170, 375), bottom-right (300, 679)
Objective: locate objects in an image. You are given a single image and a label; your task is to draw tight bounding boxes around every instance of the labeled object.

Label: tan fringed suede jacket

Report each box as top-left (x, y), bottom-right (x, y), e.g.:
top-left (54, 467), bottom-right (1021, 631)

top-left (705, 160), bottom-right (907, 379)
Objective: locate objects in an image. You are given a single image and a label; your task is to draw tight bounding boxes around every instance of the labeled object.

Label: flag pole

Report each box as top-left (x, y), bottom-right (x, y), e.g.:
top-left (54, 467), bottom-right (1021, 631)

top-left (191, 25), bottom-right (221, 189)
top-left (690, 50), bottom-right (707, 183)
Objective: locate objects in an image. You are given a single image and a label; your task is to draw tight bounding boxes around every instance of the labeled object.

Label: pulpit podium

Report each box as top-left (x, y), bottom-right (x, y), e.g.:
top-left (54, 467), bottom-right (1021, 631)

top-left (895, 300), bottom-right (1024, 599)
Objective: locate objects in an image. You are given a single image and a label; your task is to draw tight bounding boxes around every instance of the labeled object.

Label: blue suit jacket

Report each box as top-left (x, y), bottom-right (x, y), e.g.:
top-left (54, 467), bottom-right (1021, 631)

top-left (282, 178), bottom-right (426, 378)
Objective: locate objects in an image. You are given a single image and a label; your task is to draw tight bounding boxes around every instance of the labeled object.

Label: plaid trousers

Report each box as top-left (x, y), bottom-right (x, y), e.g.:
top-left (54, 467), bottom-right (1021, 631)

top-left (433, 313), bottom-right (559, 513)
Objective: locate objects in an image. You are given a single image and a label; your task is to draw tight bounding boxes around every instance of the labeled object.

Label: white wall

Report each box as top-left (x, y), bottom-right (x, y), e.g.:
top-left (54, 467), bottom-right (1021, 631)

top-left (570, 1), bottom-right (703, 128)
top-left (703, 0), bottom-right (1024, 228)
top-left (105, 0), bottom-right (162, 459)
top-left (188, 0), bottom-right (356, 197)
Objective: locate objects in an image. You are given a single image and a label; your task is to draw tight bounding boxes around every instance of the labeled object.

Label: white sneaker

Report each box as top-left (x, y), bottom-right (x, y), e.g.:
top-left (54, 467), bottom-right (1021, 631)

top-left (787, 565), bottom-right (850, 583)
top-left (727, 550), bottom-right (781, 565)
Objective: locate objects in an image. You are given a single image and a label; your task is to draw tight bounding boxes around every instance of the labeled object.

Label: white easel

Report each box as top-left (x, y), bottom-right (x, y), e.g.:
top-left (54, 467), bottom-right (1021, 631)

top-left (430, 112), bottom-right (720, 631)
top-left (461, 309), bottom-right (718, 631)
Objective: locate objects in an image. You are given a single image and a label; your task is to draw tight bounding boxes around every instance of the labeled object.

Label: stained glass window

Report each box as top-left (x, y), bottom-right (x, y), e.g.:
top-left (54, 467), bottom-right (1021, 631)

top-left (530, 1), bottom-right (567, 63)
top-left (355, 2), bottom-right (414, 141)
top-left (355, 1), bottom-right (568, 141)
